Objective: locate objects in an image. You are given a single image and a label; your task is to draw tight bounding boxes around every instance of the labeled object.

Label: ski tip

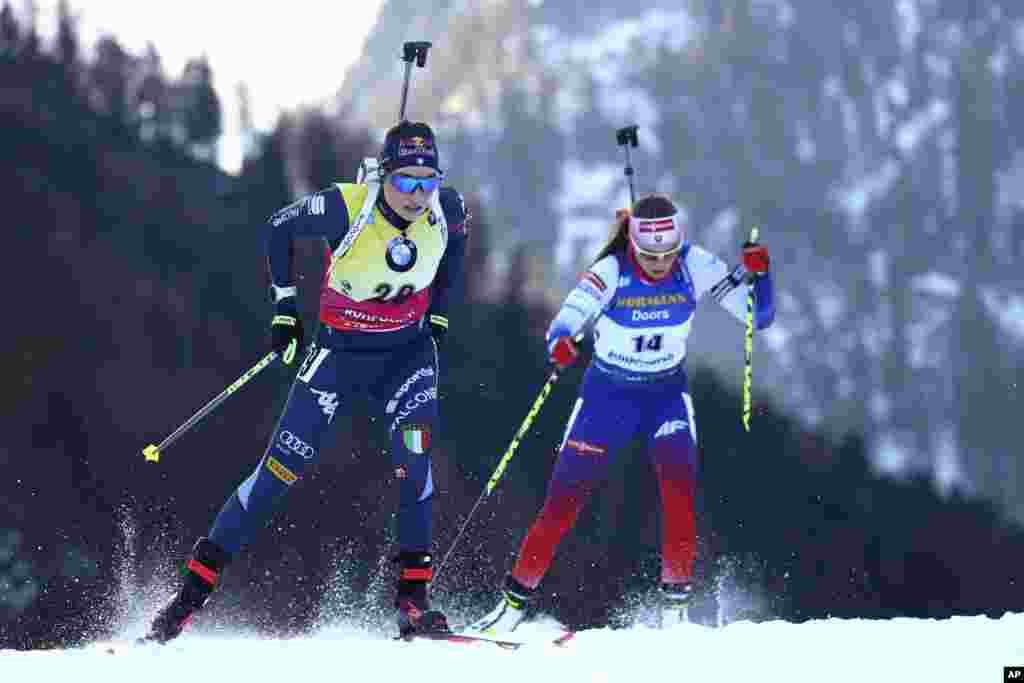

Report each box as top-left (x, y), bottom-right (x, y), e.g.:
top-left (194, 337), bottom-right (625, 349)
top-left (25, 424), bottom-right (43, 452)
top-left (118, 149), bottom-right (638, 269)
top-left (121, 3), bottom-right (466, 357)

top-left (552, 630), bottom-right (575, 647)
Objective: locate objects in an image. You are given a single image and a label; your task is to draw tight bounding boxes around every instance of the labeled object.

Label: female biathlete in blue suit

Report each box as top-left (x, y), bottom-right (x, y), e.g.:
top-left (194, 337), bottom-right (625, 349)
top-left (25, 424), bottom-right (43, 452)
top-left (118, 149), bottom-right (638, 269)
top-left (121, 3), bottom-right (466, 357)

top-left (144, 121), bottom-right (468, 643)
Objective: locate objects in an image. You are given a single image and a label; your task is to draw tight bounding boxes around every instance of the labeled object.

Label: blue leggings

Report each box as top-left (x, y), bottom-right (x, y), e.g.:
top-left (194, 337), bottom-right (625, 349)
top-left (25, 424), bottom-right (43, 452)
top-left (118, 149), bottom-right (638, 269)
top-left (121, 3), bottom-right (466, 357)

top-left (208, 329), bottom-right (440, 556)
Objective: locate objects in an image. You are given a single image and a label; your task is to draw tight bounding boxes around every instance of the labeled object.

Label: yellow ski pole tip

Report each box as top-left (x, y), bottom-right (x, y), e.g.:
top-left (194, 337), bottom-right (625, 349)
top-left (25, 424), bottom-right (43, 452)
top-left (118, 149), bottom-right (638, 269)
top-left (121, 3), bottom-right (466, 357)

top-left (143, 445), bottom-right (160, 463)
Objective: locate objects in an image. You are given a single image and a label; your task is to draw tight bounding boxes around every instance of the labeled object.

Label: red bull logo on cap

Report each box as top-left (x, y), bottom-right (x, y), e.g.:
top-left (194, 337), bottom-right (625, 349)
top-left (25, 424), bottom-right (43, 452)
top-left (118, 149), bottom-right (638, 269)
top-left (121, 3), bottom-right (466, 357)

top-left (399, 136), bottom-right (435, 157)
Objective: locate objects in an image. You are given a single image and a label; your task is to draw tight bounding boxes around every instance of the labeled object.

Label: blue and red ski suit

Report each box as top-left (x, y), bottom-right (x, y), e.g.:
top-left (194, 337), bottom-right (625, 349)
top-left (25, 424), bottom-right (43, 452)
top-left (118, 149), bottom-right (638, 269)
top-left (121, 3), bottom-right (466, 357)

top-left (511, 243), bottom-right (774, 589)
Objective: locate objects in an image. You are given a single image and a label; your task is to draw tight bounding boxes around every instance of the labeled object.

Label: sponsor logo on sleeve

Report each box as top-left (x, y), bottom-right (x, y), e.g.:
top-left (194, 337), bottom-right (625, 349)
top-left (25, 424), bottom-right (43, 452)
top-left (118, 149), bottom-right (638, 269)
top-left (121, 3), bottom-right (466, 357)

top-left (309, 194), bottom-right (325, 215)
top-left (271, 194), bottom-right (326, 227)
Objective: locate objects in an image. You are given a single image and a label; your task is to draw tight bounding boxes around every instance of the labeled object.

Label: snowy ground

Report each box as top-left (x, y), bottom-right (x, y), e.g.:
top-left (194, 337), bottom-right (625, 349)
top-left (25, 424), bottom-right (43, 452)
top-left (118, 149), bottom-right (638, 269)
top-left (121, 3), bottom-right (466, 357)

top-left (2, 613), bottom-right (1021, 683)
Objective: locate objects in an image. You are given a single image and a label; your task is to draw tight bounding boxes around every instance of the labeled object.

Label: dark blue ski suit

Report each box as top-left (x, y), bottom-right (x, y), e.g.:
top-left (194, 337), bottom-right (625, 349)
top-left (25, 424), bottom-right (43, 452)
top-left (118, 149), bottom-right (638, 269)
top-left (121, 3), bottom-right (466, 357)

top-left (207, 181), bottom-right (467, 558)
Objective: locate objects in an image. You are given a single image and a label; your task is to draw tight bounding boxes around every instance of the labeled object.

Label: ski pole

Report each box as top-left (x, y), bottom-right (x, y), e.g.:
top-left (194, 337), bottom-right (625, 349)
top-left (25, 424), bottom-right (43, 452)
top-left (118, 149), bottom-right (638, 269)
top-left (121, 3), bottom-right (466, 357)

top-left (398, 41), bottom-right (431, 121)
top-left (434, 364), bottom-right (567, 583)
top-left (142, 351), bottom-right (279, 463)
top-left (616, 125), bottom-right (639, 205)
top-left (741, 226), bottom-right (760, 432)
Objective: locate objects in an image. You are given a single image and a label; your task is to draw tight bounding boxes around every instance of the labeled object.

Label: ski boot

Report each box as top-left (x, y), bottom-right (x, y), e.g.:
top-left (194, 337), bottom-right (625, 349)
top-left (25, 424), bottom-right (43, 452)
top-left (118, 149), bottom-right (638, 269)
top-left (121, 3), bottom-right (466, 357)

top-left (657, 581), bottom-right (694, 628)
top-left (464, 574), bottom-right (535, 635)
top-left (395, 551), bottom-right (449, 639)
top-left (686, 582), bottom-right (721, 628)
top-left (140, 537), bottom-right (229, 644)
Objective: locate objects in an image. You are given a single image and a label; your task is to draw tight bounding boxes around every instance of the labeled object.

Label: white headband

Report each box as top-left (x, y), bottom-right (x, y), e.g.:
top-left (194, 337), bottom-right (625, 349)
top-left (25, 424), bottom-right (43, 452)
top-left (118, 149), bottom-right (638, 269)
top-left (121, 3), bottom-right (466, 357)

top-left (628, 210), bottom-right (687, 256)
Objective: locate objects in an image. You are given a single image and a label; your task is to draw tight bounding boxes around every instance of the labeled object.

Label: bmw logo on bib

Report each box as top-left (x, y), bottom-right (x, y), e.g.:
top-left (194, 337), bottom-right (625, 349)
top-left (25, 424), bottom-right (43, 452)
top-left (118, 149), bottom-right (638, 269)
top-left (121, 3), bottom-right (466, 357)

top-left (386, 235), bottom-right (418, 273)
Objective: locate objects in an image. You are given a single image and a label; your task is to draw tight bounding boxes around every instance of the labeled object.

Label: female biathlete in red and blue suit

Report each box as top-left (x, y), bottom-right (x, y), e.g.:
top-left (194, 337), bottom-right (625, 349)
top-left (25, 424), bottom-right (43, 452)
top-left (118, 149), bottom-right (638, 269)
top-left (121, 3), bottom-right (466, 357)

top-left (469, 193), bottom-right (774, 633)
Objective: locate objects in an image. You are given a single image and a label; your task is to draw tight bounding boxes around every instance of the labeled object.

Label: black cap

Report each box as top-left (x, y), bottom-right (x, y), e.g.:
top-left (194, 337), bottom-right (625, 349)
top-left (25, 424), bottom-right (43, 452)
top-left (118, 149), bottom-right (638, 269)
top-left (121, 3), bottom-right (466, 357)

top-left (380, 121), bottom-right (440, 174)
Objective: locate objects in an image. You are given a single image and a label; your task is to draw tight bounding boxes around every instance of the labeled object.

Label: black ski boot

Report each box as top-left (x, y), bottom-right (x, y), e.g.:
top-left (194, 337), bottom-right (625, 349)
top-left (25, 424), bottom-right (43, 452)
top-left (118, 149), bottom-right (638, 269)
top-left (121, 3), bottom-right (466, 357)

top-left (395, 551), bottom-right (449, 639)
top-left (657, 581), bottom-right (694, 628)
top-left (687, 582), bottom-right (721, 628)
top-left (658, 579), bottom-right (720, 628)
top-left (140, 537), bottom-right (229, 644)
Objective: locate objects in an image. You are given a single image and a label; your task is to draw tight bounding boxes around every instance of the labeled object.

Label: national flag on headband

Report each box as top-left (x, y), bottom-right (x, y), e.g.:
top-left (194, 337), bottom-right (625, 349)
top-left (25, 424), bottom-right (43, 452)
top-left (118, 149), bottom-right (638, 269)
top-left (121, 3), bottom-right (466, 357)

top-left (403, 426), bottom-right (431, 454)
top-left (637, 218), bottom-right (676, 233)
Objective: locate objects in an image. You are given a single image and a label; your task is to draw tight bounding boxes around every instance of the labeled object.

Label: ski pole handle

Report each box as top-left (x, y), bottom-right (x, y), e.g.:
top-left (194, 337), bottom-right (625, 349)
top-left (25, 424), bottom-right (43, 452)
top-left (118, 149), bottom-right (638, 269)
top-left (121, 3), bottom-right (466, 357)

top-left (617, 125), bottom-right (639, 205)
top-left (398, 41), bottom-right (432, 121)
top-left (744, 225), bottom-right (761, 282)
top-left (708, 225), bottom-right (763, 303)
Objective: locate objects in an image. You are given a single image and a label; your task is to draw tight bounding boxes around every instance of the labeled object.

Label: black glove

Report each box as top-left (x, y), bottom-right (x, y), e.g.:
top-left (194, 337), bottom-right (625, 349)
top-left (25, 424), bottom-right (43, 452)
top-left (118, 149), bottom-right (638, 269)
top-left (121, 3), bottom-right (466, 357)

top-left (428, 314), bottom-right (448, 349)
top-left (271, 299), bottom-right (304, 365)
